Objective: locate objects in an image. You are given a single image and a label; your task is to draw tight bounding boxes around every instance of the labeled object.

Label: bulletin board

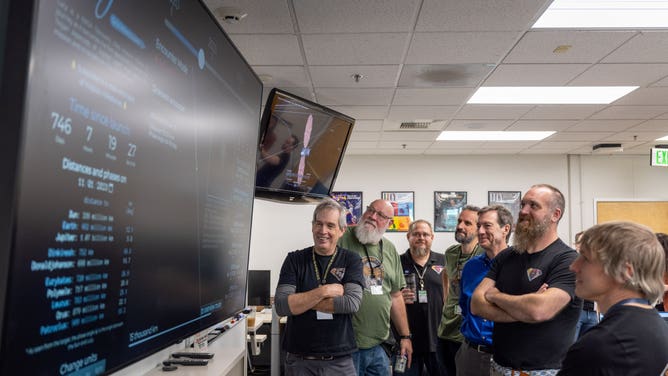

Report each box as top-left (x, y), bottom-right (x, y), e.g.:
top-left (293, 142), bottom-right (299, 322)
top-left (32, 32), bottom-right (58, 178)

top-left (595, 199), bottom-right (668, 233)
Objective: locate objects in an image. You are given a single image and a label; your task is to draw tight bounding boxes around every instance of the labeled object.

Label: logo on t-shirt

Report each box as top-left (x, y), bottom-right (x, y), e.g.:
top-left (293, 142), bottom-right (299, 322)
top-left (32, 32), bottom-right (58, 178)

top-left (431, 265), bottom-right (444, 274)
top-left (526, 268), bottom-right (543, 281)
top-left (330, 268), bottom-right (346, 281)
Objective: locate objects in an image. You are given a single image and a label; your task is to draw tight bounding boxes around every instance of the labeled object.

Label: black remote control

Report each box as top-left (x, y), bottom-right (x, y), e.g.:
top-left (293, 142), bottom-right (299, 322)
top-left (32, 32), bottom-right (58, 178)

top-left (171, 352), bottom-right (214, 359)
top-left (163, 359), bottom-right (209, 366)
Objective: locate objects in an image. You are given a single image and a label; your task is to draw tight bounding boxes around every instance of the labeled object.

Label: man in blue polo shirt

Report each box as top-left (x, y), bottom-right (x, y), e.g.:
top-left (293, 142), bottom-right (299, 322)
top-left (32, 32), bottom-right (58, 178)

top-left (456, 205), bottom-right (512, 376)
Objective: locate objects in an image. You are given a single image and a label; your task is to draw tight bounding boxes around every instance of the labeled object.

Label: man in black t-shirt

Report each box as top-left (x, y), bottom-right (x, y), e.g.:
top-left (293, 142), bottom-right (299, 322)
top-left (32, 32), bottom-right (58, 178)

top-left (471, 184), bottom-right (581, 375)
top-left (274, 199), bottom-right (365, 376)
top-left (399, 220), bottom-right (446, 376)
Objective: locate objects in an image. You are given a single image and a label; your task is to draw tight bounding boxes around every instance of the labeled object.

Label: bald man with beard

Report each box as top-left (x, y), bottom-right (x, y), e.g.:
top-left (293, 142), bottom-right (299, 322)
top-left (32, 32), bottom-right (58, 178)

top-left (338, 199), bottom-right (413, 376)
top-left (471, 184), bottom-right (582, 376)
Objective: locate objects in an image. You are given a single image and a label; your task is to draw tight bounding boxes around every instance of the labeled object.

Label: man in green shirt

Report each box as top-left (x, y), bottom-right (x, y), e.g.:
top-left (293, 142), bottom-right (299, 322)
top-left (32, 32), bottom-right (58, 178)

top-left (339, 199), bottom-right (413, 376)
top-left (438, 205), bottom-right (483, 376)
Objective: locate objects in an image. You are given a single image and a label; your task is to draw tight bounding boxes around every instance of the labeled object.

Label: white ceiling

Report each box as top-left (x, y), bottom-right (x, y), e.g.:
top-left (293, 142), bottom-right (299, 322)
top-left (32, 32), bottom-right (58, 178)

top-left (203, 0), bottom-right (668, 156)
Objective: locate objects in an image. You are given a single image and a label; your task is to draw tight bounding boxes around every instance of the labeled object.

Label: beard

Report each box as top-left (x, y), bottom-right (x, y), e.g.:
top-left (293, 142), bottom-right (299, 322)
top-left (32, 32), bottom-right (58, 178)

top-left (355, 222), bottom-right (385, 245)
top-left (513, 213), bottom-right (550, 253)
top-left (411, 245), bottom-right (429, 258)
top-left (455, 230), bottom-right (475, 245)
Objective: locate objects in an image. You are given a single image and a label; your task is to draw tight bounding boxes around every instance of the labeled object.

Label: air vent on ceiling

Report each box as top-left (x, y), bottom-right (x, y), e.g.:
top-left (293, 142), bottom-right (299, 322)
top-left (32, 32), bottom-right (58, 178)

top-left (592, 143), bottom-right (623, 154)
top-left (399, 122), bottom-right (431, 129)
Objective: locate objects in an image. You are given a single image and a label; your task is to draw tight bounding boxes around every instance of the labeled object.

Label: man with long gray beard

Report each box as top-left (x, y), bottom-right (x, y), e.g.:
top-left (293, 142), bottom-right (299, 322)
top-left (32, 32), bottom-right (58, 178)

top-left (338, 199), bottom-right (413, 376)
top-left (471, 184), bottom-right (581, 376)
top-left (438, 206), bottom-right (484, 376)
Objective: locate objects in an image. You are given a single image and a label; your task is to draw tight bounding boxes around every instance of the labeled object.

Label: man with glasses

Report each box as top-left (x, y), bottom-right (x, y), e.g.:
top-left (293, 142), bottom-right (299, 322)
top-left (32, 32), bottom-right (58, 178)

top-left (339, 199), bottom-right (413, 376)
top-left (438, 205), bottom-right (483, 376)
top-left (399, 220), bottom-right (446, 375)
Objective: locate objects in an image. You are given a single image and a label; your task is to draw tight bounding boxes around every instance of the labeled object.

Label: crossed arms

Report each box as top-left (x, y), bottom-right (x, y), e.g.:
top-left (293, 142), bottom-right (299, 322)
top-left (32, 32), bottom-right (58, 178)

top-left (274, 282), bottom-right (362, 316)
top-left (470, 277), bottom-right (571, 323)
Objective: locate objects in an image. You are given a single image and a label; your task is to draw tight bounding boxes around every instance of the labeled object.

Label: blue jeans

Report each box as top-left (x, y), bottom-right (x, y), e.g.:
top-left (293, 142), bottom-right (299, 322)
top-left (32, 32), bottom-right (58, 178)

top-left (352, 345), bottom-right (391, 376)
top-left (573, 309), bottom-right (598, 341)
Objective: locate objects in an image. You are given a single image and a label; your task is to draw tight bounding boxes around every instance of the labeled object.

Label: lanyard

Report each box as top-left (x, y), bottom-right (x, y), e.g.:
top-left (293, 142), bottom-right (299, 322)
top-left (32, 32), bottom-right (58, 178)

top-left (606, 297), bottom-right (651, 314)
top-left (412, 259), bottom-right (429, 290)
top-left (362, 240), bottom-right (383, 278)
top-left (312, 247), bottom-right (338, 285)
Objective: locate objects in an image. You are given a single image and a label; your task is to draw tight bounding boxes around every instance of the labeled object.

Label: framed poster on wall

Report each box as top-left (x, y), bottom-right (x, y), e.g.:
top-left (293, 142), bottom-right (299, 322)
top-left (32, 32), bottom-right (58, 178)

top-left (381, 191), bottom-right (414, 232)
top-left (331, 191), bottom-right (363, 226)
top-left (434, 191), bottom-right (467, 232)
top-left (488, 191), bottom-right (522, 227)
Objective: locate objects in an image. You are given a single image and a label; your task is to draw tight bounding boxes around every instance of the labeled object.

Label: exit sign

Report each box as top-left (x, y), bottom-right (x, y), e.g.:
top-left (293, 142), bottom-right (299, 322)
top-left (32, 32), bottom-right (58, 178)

top-left (651, 148), bottom-right (668, 167)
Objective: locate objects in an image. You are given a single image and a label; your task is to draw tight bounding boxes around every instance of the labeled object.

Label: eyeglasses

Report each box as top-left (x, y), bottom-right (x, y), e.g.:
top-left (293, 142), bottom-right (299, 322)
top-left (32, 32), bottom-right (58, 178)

top-left (365, 206), bottom-right (392, 221)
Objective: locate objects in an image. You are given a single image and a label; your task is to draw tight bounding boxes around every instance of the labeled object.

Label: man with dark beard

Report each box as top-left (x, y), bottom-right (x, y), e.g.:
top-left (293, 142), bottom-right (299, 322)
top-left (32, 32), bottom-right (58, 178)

top-left (471, 184), bottom-right (581, 376)
top-left (437, 206), bottom-right (484, 376)
top-left (399, 220), bottom-right (446, 375)
top-left (338, 199), bottom-right (413, 376)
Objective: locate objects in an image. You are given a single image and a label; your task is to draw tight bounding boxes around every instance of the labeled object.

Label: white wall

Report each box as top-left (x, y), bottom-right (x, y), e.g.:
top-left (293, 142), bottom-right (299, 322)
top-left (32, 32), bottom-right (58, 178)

top-left (249, 153), bottom-right (668, 291)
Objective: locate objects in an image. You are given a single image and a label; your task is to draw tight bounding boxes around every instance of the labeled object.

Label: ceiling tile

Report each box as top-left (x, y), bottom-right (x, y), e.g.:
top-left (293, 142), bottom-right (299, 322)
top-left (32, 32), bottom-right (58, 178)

top-left (407, 32), bottom-right (520, 64)
top-left (254, 66), bottom-right (310, 87)
top-left (481, 141), bottom-right (539, 149)
top-left (302, 34), bottom-right (409, 65)
top-left (228, 34), bottom-right (303, 65)
top-left (629, 119), bottom-right (668, 132)
top-left (446, 120), bottom-right (514, 131)
top-left (568, 119), bottom-right (643, 132)
top-left (603, 31), bottom-right (668, 63)
top-left (381, 131), bottom-right (440, 141)
top-left (393, 88), bottom-right (473, 106)
top-left (377, 141), bottom-right (432, 150)
top-left (591, 106), bottom-right (668, 120)
top-left (310, 65), bottom-right (400, 88)
top-left (504, 30), bottom-right (635, 64)
top-left (387, 106), bottom-right (459, 121)
top-left (429, 141), bottom-right (486, 149)
top-left (350, 131), bottom-right (381, 141)
top-left (293, 0), bottom-right (421, 33)
top-left (602, 131), bottom-right (668, 142)
top-left (213, 0), bottom-right (294, 34)
top-left (315, 88), bottom-right (395, 106)
top-left (546, 132), bottom-right (615, 141)
top-left (522, 105), bottom-right (605, 120)
top-left (330, 106), bottom-right (389, 119)
top-left (570, 64), bottom-right (668, 87)
top-left (353, 120), bottom-right (384, 132)
top-left (485, 64), bottom-right (589, 86)
top-left (416, 0), bottom-right (551, 32)
top-left (398, 64), bottom-right (494, 87)
top-left (529, 141), bottom-right (589, 150)
top-left (613, 87), bottom-right (668, 106)
top-left (506, 120), bottom-right (577, 131)
top-left (456, 105), bottom-right (533, 119)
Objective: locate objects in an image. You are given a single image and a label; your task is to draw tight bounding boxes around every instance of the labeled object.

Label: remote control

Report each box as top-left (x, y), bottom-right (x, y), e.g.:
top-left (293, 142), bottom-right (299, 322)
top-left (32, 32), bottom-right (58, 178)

top-left (171, 352), bottom-right (214, 359)
top-left (163, 359), bottom-right (209, 366)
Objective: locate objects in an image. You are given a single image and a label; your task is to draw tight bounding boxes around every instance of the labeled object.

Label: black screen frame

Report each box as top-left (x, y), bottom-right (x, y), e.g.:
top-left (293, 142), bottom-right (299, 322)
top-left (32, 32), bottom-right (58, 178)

top-left (0, 0), bottom-right (262, 374)
top-left (255, 88), bottom-right (354, 203)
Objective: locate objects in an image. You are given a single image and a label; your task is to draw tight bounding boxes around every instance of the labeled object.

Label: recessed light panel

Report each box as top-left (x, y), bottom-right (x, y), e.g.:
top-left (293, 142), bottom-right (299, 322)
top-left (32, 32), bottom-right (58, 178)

top-left (437, 131), bottom-right (555, 141)
top-left (467, 86), bottom-right (638, 104)
top-left (533, 0), bottom-right (668, 28)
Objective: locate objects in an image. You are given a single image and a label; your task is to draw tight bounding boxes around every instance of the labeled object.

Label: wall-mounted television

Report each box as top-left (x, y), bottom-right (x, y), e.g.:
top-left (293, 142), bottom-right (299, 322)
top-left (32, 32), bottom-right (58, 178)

top-left (255, 89), bottom-right (355, 202)
top-left (0, 0), bottom-right (261, 374)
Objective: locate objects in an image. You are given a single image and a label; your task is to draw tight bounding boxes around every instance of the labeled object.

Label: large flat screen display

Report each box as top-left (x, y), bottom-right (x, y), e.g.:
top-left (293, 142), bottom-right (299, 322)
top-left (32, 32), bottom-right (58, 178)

top-left (0, 0), bottom-right (261, 374)
top-left (255, 89), bottom-right (354, 202)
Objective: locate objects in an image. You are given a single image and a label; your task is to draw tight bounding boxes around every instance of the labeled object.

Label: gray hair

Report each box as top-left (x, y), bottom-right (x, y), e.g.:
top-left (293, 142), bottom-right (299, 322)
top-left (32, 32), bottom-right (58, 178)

top-left (478, 205), bottom-right (514, 242)
top-left (408, 219), bottom-right (434, 234)
top-left (313, 198), bottom-right (347, 230)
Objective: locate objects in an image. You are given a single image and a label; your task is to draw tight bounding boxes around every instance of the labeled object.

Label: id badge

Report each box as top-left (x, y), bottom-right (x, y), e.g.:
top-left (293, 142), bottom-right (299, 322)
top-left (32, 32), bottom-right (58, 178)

top-left (370, 285), bottom-right (383, 295)
top-left (418, 290), bottom-right (428, 303)
top-left (316, 311), bottom-right (333, 320)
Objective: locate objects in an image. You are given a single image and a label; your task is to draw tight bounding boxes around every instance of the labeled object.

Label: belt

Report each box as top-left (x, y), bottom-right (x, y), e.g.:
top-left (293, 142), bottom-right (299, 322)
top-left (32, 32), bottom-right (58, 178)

top-left (465, 339), bottom-right (493, 354)
top-left (288, 353), bottom-right (340, 361)
top-left (490, 358), bottom-right (559, 376)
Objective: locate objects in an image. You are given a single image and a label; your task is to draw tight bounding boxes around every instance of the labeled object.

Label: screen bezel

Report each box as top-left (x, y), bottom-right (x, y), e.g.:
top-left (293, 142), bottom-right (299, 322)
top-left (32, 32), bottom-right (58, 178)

top-left (255, 88), bottom-right (354, 202)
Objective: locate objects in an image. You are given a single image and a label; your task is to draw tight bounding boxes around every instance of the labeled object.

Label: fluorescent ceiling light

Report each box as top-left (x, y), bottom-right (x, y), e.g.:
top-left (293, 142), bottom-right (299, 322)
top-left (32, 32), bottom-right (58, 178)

top-left (533, 0), bottom-right (668, 28)
top-left (437, 131), bottom-right (555, 141)
top-left (468, 86), bottom-right (638, 104)
top-left (657, 135), bottom-right (668, 141)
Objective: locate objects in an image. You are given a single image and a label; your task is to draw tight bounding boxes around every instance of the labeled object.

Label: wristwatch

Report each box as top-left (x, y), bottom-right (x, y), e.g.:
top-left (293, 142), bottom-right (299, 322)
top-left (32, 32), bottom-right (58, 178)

top-left (399, 334), bottom-right (412, 340)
